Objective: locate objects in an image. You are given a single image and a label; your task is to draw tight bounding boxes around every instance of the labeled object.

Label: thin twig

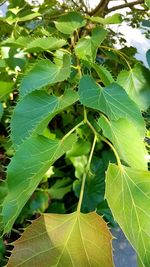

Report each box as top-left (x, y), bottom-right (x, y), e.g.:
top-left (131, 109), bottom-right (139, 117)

top-left (77, 135), bottom-right (97, 212)
top-left (89, 0), bottom-right (109, 16)
top-left (0, 0), bottom-right (7, 7)
top-left (108, 0), bottom-right (144, 12)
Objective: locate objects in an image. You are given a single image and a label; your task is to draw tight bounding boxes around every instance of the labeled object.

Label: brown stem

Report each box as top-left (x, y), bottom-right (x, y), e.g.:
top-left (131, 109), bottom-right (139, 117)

top-left (108, 0), bottom-right (144, 12)
top-left (89, 0), bottom-right (109, 16)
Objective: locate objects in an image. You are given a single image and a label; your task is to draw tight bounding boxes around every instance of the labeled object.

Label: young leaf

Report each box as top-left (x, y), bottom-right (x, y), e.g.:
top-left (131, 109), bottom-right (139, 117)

top-left (98, 116), bottom-right (148, 170)
top-left (2, 134), bottom-right (77, 233)
top-left (117, 64), bottom-right (150, 110)
top-left (75, 28), bottom-right (107, 62)
top-left (92, 63), bottom-right (114, 86)
top-left (106, 164), bottom-right (150, 267)
top-left (55, 11), bottom-right (86, 35)
top-left (11, 89), bottom-right (78, 148)
top-left (79, 75), bottom-right (145, 136)
top-left (6, 212), bottom-right (114, 267)
top-left (20, 54), bottom-right (71, 97)
top-left (90, 14), bottom-right (122, 25)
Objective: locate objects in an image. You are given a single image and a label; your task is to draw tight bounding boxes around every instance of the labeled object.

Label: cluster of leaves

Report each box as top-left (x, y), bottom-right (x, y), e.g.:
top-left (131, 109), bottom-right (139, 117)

top-left (0, 0), bottom-right (150, 266)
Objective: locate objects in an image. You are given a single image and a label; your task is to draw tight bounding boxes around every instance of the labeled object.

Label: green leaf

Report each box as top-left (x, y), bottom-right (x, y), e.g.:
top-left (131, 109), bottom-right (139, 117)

top-left (67, 139), bottom-right (91, 157)
top-left (17, 190), bottom-right (50, 224)
top-left (92, 63), bottom-right (114, 86)
top-left (90, 13), bottom-right (122, 25)
top-left (17, 12), bottom-right (41, 22)
top-left (0, 181), bottom-right (8, 235)
top-left (0, 59), bottom-right (6, 68)
top-left (11, 89), bottom-right (78, 148)
top-left (73, 157), bottom-right (105, 212)
top-left (6, 212), bottom-right (114, 267)
top-left (6, 12), bottom-right (41, 23)
top-left (0, 102), bottom-right (3, 120)
top-left (28, 191), bottom-right (49, 214)
top-left (55, 12), bottom-right (86, 35)
top-left (79, 75), bottom-right (145, 136)
top-left (47, 202), bottom-right (66, 214)
top-left (26, 37), bottom-right (67, 52)
top-left (20, 54), bottom-right (71, 98)
top-left (117, 64), bottom-right (150, 110)
top-left (1, 37), bottom-right (32, 48)
top-left (70, 155), bottom-right (88, 179)
top-left (0, 81), bottom-right (14, 101)
top-left (145, 0), bottom-right (150, 7)
top-left (75, 28), bottom-right (107, 62)
top-left (146, 49), bottom-right (150, 68)
top-left (98, 116), bottom-right (148, 170)
top-left (2, 36), bottom-right (67, 52)
top-left (49, 178), bottom-right (72, 199)
top-left (106, 164), bottom-right (150, 267)
top-left (2, 134), bottom-right (77, 233)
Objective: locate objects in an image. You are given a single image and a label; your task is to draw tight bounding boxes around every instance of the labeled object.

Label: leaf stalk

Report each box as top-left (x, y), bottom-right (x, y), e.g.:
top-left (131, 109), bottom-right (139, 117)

top-left (77, 134), bottom-right (97, 212)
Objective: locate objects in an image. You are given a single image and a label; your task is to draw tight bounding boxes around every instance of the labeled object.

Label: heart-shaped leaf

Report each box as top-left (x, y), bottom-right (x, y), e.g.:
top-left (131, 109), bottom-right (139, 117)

top-left (55, 12), bottom-right (86, 35)
top-left (6, 212), bottom-right (114, 267)
top-left (79, 75), bottom-right (145, 136)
